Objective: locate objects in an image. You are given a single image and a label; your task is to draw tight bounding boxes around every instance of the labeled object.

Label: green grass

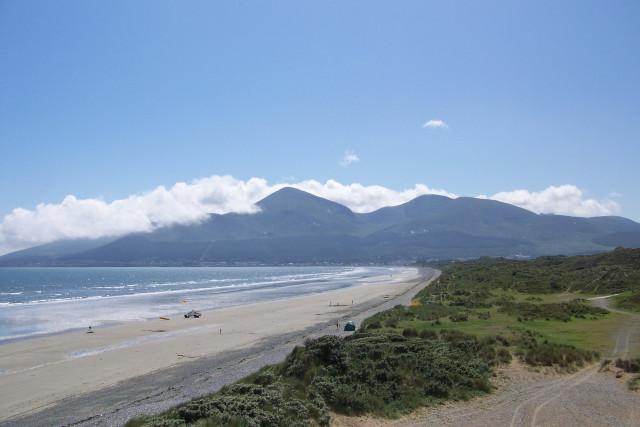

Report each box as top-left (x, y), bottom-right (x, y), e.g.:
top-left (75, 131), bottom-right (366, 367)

top-left (612, 292), bottom-right (640, 313)
top-left (394, 303), bottom-right (621, 357)
top-left (414, 250), bottom-right (640, 359)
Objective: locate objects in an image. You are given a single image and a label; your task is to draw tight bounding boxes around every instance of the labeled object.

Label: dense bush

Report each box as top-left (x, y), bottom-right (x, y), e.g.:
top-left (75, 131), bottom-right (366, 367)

top-left (427, 248), bottom-right (640, 295)
top-left (615, 357), bottom-right (640, 373)
top-left (134, 332), bottom-right (494, 426)
top-left (498, 299), bottom-right (607, 322)
top-left (523, 342), bottom-right (598, 369)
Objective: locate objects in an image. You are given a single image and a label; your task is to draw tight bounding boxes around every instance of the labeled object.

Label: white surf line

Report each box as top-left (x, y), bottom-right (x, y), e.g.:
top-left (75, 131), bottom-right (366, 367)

top-left (66, 323), bottom-right (223, 359)
top-left (2, 359), bottom-right (68, 376)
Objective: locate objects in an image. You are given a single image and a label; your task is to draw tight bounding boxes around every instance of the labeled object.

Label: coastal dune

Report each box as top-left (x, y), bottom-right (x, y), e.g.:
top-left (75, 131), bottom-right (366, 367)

top-left (0, 268), bottom-right (435, 426)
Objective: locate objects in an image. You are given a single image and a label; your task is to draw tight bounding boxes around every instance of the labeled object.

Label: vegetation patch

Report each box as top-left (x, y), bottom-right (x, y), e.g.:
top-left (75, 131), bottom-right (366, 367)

top-left (601, 358), bottom-right (640, 391)
top-left (425, 247), bottom-right (640, 295)
top-left (613, 293), bottom-right (640, 313)
top-left (521, 342), bottom-right (598, 369)
top-left (497, 299), bottom-right (608, 322)
top-left (129, 332), bottom-right (495, 426)
top-left (614, 357), bottom-right (640, 373)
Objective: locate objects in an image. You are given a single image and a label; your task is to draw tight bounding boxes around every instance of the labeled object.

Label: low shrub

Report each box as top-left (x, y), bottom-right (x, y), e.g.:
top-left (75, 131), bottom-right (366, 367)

top-left (402, 328), bottom-right (418, 337)
top-left (628, 375), bottom-right (640, 391)
top-left (419, 329), bottom-right (438, 340)
top-left (497, 348), bottom-right (512, 364)
top-left (449, 313), bottom-right (468, 322)
top-left (523, 342), bottom-right (598, 369)
top-left (615, 357), bottom-right (640, 373)
top-left (499, 300), bottom-right (607, 322)
top-left (135, 331), bottom-right (494, 426)
top-left (477, 311), bottom-right (491, 320)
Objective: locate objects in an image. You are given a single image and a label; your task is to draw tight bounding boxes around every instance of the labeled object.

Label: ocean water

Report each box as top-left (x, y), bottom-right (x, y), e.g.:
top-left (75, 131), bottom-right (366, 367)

top-left (0, 266), bottom-right (410, 342)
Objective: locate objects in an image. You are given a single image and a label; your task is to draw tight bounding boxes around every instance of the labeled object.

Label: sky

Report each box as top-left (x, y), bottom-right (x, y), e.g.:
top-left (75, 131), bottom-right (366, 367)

top-left (1, 1), bottom-right (639, 255)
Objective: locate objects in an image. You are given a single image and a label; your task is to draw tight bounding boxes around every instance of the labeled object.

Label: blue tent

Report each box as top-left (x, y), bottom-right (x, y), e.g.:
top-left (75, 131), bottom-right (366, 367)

top-left (344, 321), bottom-right (356, 331)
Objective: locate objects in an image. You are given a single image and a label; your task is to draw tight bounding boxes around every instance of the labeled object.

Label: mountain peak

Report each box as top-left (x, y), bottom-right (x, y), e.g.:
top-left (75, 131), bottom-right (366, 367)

top-left (3, 187), bottom-right (640, 266)
top-left (256, 187), bottom-right (353, 215)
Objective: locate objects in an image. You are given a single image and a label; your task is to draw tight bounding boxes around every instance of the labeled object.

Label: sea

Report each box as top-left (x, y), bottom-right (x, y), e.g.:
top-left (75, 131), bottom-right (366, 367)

top-left (0, 266), bottom-right (412, 342)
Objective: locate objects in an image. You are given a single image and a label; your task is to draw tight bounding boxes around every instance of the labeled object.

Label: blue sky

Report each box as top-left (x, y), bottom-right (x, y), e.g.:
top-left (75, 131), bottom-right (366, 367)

top-left (1, 1), bottom-right (639, 254)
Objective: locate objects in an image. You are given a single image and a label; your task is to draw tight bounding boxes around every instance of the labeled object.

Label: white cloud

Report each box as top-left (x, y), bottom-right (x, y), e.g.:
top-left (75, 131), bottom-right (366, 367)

top-left (340, 150), bottom-right (360, 167)
top-left (423, 120), bottom-right (448, 129)
top-left (480, 185), bottom-right (621, 217)
top-left (0, 177), bottom-right (624, 256)
top-left (0, 176), bottom-right (454, 255)
top-left (292, 180), bottom-right (456, 213)
top-left (0, 176), bottom-right (270, 255)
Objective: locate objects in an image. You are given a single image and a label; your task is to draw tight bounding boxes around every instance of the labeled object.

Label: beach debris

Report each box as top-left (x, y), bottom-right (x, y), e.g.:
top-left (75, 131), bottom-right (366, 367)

top-left (159, 317), bottom-right (170, 320)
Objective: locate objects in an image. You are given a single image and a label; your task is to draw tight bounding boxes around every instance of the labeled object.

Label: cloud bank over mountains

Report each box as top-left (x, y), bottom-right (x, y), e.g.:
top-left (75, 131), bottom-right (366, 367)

top-left (0, 176), bottom-right (621, 255)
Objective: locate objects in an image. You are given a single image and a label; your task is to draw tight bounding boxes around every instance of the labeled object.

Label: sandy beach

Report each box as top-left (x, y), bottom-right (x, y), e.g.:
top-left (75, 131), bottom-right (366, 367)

top-left (0, 268), bottom-right (435, 426)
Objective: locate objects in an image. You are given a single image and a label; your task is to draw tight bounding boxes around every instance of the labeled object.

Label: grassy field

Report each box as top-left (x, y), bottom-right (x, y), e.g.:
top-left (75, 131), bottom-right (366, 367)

top-left (612, 292), bottom-right (640, 313)
top-left (396, 305), bottom-right (628, 357)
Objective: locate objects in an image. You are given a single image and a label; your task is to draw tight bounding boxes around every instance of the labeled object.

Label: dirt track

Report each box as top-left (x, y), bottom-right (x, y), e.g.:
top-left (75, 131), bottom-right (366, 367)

top-left (592, 296), bottom-right (640, 359)
top-left (333, 296), bottom-right (640, 427)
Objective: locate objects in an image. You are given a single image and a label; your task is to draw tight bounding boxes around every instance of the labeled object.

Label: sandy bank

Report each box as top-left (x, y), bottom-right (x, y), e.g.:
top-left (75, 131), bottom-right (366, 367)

top-left (0, 268), bottom-right (437, 426)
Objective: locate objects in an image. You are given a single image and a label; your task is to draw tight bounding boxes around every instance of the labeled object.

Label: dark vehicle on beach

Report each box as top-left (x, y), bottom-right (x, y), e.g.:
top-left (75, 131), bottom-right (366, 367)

top-left (184, 310), bottom-right (201, 318)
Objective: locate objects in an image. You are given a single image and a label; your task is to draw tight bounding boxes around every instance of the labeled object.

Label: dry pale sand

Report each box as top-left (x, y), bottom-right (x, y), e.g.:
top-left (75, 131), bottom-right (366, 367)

top-left (0, 268), bottom-right (429, 425)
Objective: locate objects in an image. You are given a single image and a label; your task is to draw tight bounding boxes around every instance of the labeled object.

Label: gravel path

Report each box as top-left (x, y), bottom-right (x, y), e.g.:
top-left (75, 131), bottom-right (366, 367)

top-left (1, 269), bottom-right (438, 427)
top-left (393, 363), bottom-right (640, 427)
top-left (591, 295), bottom-right (640, 359)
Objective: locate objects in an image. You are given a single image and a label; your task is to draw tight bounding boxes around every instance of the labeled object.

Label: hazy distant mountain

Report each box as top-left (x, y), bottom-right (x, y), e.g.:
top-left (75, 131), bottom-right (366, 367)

top-left (2, 187), bottom-right (640, 266)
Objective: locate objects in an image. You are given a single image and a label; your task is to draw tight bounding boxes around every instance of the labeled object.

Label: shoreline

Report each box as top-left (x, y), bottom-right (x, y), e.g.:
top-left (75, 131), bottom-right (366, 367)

top-left (0, 266), bottom-right (411, 346)
top-left (0, 267), bottom-right (438, 426)
top-left (0, 266), bottom-right (403, 345)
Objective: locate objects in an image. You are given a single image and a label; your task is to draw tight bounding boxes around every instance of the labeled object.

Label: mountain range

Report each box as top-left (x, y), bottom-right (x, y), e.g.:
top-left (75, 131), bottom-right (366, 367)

top-left (2, 187), bottom-right (640, 266)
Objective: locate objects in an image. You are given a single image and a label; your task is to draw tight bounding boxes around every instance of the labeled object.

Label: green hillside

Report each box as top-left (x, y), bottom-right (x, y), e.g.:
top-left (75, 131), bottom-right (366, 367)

top-left (2, 188), bottom-right (640, 266)
top-left (428, 246), bottom-right (640, 294)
